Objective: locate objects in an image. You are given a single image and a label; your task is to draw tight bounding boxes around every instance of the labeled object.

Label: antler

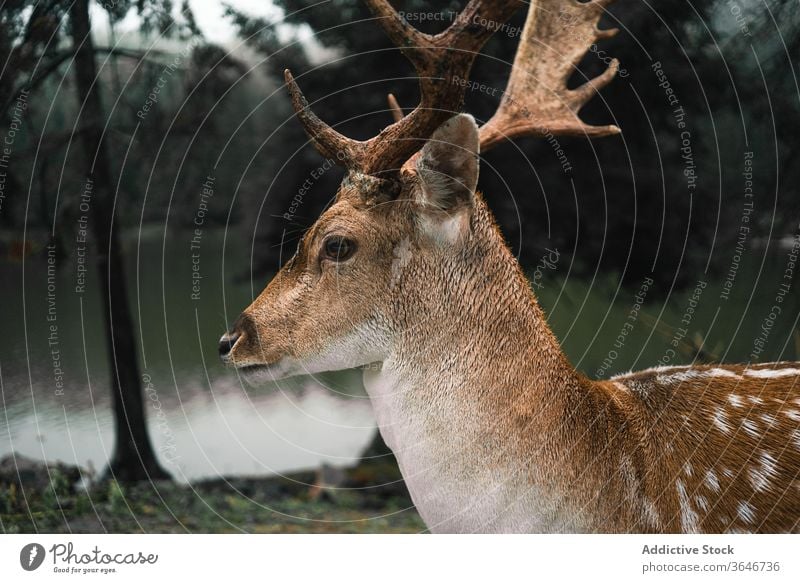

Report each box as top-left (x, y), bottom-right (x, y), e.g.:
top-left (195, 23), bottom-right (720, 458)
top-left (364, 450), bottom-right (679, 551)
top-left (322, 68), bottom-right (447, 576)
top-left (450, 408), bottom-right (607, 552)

top-left (387, 93), bottom-right (404, 123)
top-left (479, 0), bottom-right (620, 152)
top-left (285, 0), bottom-right (520, 176)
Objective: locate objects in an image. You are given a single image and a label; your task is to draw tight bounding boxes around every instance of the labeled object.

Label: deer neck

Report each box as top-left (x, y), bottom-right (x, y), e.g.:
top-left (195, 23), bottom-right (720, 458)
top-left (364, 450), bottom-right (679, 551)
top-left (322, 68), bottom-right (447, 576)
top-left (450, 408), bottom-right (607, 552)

top-left (377, 195), bottom-right (582, 408)
top-left (363, 198), bottom-right (593, 531)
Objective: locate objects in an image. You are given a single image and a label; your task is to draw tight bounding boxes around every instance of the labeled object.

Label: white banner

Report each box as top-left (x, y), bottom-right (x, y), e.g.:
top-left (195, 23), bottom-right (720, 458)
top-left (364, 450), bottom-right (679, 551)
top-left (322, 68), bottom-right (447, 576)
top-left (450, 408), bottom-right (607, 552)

top-left (0, 534), bottom-right (797, 582)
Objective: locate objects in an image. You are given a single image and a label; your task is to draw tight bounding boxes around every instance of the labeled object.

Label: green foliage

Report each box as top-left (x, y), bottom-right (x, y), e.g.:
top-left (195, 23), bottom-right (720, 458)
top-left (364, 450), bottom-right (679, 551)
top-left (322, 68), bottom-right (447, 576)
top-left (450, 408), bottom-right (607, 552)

top-left (42, 469), bottom-right (72, 510)
top-left (0, 0), bottom-right (257, 235)
top-left (107, 480), bottom-right (128, 514)
top-left (2, 473), bottom-right (424, 533)
top-left (0, 483), bottom-right (16, 514)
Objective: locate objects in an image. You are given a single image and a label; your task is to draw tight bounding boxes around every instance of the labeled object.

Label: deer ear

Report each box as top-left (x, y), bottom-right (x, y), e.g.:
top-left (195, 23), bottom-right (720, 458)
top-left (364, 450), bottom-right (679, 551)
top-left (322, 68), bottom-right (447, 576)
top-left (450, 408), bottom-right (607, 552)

top-left (415, 114), bottom-right (479, 212)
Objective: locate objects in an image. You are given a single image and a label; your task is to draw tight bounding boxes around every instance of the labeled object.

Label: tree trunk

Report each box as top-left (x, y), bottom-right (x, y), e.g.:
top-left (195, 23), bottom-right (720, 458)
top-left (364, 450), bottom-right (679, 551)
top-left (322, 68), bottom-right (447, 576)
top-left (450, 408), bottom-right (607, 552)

top-left (69, 0), bottom-right (169, 482)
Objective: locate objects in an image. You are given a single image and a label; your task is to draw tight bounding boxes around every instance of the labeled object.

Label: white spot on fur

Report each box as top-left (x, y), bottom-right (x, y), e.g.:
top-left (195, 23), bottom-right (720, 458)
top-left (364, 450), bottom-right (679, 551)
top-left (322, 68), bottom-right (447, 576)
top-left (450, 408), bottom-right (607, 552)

top-left (747, 395), bottom-right (764, 405)
top-left (744, 368), bottom-right (800, 378)
top-left (648, 365), bottom-right (689, 373)
top-left (643, 499), bottom-right (660, 529)
top-left (695, 495), bottom-right (709, 512)
top-left (613, 365), bottom-right (688, 379)
top-left (741, 419), bottom-right (760, 438)
top-left (760, 412), bottom-right (777, 427)
top-left (708, 368), bottom-right (739, 378)
top-left (728, 394), bottom-right (743, 408)
top-left (748, 467), bottom-right (770, 492)
top-left (676, 479), bottom-right (700, 533)
top-left (759, 452), bottom-right (779, 479)
top-left (722, 467), bottom-right (734, 479)
top-left (662, 371), bottom-right (704, 384)
top-left (683, 462), bottom-right (693, 477)
top-left (737, 501), bottom-right (756, 524)
top-left (704, 470), bottom-right (720, 493)
top-left (785, 409), bottom-right (800, 422)
top-left (792, 429), bottom-right (800, 450)
top-left (713, 408), bottom-right (731, 434)
top-left (747, 452), bottom-right (778, 493)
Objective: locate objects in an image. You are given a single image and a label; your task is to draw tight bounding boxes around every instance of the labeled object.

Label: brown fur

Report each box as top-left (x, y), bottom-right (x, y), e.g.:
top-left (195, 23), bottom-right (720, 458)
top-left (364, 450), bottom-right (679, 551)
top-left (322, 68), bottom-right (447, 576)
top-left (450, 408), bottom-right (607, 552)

top-left (603, 364), bottom-right (800, 532)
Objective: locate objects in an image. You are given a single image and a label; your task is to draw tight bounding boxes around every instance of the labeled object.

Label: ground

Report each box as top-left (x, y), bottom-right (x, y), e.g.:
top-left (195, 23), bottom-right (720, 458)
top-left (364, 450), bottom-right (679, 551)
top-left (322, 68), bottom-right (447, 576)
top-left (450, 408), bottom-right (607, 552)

top-left (0, 459), bottom-right (425, 534)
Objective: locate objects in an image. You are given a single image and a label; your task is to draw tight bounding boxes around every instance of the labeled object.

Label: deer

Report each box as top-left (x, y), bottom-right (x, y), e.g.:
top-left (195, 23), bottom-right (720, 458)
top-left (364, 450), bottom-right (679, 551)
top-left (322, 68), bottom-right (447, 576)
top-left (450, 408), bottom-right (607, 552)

top-left (219, 0), bottom-right (800, 533)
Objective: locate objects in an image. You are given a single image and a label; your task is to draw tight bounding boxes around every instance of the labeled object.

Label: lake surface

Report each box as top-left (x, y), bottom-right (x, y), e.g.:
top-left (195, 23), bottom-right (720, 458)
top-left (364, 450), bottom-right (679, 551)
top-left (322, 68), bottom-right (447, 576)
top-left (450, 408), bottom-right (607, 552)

top-left (1, 227), bottom-right (799, 482)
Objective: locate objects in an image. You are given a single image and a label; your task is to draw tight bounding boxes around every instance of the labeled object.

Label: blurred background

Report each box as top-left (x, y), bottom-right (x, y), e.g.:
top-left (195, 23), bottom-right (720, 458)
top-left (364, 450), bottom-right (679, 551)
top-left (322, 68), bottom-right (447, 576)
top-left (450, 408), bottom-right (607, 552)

top-left (1, 0), bottom-right (800, 532)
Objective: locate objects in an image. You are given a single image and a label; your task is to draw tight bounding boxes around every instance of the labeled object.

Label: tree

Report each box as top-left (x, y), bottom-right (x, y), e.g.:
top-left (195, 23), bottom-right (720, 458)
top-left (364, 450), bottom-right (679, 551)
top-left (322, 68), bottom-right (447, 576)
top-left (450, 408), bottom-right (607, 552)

top-left (68, 0), bottom-right (170, 482)
top-left (1, 0), bottom-right (215, 482)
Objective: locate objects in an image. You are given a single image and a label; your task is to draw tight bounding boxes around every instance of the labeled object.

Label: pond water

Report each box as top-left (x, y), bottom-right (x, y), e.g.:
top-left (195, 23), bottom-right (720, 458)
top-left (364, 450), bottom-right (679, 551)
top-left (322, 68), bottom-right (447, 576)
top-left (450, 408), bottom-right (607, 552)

top-left (1, 227), bottom-right (798, 482)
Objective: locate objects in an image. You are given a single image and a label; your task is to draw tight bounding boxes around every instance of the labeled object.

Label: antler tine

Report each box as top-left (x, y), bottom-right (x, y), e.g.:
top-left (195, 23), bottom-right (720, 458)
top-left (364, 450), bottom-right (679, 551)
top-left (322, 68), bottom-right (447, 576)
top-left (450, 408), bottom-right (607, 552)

top-left (363, 0), bottom-right (516, 74)
top-left (387, 93), bottom-right (404, 123)
top-left (480, 0), bottom-right (621, 153)
top-left (568, 58), bottom-right (619, 119)
top-left (284, 69), bottom-right (366, 164)
top-left (362, 0), bottom-right (431, 55)
top-left (359, 0), bottom-right (521, 174)
top-left (286, 0), bottom-right (521, 176)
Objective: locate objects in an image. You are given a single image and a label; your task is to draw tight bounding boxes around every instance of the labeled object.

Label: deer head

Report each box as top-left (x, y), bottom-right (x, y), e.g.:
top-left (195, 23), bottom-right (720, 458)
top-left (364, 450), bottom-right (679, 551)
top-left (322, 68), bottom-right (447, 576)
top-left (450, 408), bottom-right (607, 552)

top-left (219, 0), bottom-right (620, 383)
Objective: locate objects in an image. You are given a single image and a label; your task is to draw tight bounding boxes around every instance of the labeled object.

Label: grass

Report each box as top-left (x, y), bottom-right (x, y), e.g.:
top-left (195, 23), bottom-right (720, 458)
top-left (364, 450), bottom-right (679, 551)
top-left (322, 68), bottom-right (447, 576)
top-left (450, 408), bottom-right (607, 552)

top-left (1, 463), bottom-right (426, 534)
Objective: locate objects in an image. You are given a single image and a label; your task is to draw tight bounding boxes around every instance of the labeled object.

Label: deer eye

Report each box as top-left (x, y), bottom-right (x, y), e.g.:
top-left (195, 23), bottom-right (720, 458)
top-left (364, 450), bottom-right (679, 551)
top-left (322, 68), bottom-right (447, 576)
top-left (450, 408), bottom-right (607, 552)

top-left (322, 236), bottom-right (356, 262)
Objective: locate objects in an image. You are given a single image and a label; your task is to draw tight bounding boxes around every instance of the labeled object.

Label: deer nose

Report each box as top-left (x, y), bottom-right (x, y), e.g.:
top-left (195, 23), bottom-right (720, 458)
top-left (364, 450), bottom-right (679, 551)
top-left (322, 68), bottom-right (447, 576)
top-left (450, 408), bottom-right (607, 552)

top-left (218, 331), bottom-right (241, 359)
